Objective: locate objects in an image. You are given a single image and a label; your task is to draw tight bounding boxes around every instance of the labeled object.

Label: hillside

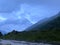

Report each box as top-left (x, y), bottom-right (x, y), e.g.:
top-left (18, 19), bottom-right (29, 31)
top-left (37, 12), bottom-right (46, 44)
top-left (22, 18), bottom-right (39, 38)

top-left (0, 32), bottom-right (3, 38)
top-left (25, 12), bottom-right (60, 31)
top-left (2, 12), bottom-right (60, 43)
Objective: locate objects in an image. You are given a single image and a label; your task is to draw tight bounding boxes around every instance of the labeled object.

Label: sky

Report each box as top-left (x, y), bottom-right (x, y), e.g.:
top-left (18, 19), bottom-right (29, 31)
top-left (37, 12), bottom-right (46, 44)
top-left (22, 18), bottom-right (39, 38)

top-left (0, 0), bottom-right (60, 33)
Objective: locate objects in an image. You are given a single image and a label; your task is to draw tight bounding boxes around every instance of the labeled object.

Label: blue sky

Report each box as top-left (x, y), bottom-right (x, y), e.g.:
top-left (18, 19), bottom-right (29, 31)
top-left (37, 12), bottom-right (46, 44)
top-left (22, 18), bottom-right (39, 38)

top-left (0, 0), bottom-right (60, 33)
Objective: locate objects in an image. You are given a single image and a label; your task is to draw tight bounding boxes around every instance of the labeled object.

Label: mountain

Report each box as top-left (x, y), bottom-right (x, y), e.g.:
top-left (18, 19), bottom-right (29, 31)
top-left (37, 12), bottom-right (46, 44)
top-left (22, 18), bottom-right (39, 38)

top-left (25, 12), bottom-right (60, 31)
top-left (2, 12), bottom-right (60, 43)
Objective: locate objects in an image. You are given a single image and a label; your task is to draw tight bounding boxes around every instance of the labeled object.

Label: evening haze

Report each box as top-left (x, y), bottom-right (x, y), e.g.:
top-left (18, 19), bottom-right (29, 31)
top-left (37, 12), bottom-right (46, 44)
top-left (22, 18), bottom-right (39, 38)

top-left (0, 0), bottom-right (60, 33)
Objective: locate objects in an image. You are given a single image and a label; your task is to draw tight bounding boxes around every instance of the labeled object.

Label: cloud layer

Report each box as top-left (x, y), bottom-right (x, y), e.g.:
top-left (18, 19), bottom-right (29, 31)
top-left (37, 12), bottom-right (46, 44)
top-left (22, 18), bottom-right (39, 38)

top-left (0, 0), bottom-right (60, 32)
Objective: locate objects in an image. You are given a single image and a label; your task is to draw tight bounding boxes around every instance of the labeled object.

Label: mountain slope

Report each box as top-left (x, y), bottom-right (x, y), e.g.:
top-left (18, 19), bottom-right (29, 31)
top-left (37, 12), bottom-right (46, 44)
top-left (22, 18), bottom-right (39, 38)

top-left (25, 12), bottom-right (60, 31)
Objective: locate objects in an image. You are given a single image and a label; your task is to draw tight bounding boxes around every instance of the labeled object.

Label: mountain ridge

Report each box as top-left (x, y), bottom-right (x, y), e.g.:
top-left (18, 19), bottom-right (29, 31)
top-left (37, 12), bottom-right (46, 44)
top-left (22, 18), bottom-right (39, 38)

top-left (24, 12), bottom-right (60, 31)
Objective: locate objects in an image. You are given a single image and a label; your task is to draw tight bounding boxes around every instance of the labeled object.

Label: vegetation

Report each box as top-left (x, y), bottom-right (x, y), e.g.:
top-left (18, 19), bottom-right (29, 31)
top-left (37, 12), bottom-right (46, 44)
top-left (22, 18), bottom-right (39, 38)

top-left (2, 29), bottom-right (60, 42)
top-left (0, 32), bottom-right (3, 38)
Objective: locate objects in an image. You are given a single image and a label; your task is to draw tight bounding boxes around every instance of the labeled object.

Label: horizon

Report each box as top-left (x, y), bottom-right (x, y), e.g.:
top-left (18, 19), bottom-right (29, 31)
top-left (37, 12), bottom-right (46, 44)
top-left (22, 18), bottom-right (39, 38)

top-left (0, 0), bottom-right (60, 33)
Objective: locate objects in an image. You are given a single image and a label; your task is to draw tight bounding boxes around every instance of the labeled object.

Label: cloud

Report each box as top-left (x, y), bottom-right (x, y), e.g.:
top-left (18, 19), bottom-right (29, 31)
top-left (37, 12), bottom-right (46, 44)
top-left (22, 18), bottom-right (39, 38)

top-left (0, 16), bottom-right (7, 22)
top-left (16, 4), bottom-right (59, 24)
top-left (0, 0), bottom-right (60, 33)
top-left (0, 0), bottom-right (60, 13)
top-left (0, 18), bottom-right (32, 32)
top-left (0, 0), bottom-right (21, 13)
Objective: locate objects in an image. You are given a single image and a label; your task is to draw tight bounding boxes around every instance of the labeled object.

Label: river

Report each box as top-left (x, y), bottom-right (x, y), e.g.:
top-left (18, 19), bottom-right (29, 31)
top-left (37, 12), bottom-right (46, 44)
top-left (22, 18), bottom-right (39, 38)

top-left (0, 39), bottom-right (52, 45)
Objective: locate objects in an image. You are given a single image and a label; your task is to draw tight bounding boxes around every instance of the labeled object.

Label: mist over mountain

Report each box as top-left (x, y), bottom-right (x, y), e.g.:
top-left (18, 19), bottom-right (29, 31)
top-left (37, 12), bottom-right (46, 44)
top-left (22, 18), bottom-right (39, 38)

top-left (0, 18), bottom-right (33, 33)
top-left (25, 12), bottom-right (60, 31)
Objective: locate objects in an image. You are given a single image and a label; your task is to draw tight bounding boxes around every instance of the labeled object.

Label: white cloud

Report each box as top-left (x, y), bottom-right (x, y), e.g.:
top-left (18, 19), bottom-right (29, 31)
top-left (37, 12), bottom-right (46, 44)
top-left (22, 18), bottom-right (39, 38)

top-left (15, 4), bottom-right (50, 24)
top-left (0, 16), bottom-right (7, 22)
top-left (0, 0), bottom-right (59, 32)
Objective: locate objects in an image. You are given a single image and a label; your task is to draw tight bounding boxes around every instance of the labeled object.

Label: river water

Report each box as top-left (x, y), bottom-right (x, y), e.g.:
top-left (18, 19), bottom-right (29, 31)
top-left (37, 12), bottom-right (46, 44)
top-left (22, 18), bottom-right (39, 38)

top-left (0, 40), bottom-right (52, 45)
